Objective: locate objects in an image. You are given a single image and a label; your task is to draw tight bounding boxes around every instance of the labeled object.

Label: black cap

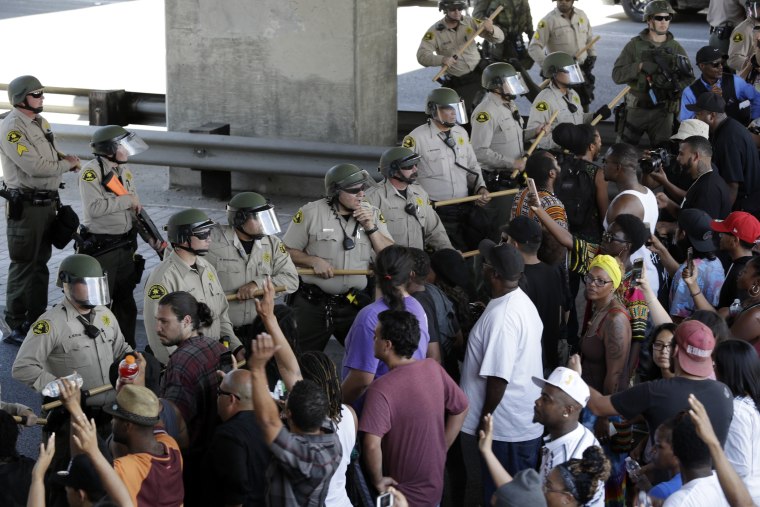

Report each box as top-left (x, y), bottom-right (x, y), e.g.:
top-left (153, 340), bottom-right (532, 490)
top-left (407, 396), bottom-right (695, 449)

top-left (51, 454), bottom-right (105, 496)
top-left (685, 92), bottom-right (725, 113)
top-left (678, 208), bottom-right (717, 252)
top-left (430, 248), bottom-right (470, 289)
top-left (503, 216), bottom-right (542, 245)
top-left (479, 239), bottom-right (524, 281)
top-left (696, 46), bottom-right (721, 64)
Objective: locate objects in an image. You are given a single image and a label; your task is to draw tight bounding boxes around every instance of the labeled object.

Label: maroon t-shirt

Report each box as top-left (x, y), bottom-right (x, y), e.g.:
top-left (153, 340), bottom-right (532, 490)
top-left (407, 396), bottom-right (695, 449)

top-left (359, 359), bottom-right (468, 507)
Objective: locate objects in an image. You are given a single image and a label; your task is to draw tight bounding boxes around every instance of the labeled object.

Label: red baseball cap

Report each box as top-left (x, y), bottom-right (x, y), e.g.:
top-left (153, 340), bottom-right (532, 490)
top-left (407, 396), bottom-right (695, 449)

top-left (674, 320), bottom-right (715, 377)
top-left (711, 212), bottom-right (760, 244)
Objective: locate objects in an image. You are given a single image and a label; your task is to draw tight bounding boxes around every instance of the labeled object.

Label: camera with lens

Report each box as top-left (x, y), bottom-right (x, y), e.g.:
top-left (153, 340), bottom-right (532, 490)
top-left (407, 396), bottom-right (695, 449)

top-left (639, 147), bottom-right (672, 174)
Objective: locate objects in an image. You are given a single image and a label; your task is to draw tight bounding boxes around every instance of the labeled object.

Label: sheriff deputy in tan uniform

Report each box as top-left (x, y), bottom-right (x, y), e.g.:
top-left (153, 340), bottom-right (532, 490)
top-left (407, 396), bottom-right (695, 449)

top-left (417, 0), bottom-right (505, 110)
top-left (365, 147), bottom-right (453, 252)
top-left (283, 164), bottom-right (393, 352)
top-left (527, 51), bottom-right (610, 150)
top-left (78, 125), bottom-right (148, 348)
top-left (12, 254), bottom-right (131, 409)
top-left (206, 191), bottom-right (299, 340)
top-left (143, 209), bottom-right (242, 365)
top-left (727, 1), bottom-right (760, 72)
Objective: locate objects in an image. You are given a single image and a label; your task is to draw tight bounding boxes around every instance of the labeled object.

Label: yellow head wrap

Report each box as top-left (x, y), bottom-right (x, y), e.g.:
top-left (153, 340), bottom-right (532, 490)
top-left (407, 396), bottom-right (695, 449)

top-left (588, 254), bottom-right (622, 289)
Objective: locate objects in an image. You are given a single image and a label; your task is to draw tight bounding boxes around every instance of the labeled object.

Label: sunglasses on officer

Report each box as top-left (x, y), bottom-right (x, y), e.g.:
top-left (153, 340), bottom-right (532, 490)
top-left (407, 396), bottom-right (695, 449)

top-left (652, 15), bottom-right (672, 21)
top-left (341, 184), bottom-right (369, 195)
top-left (191, 230), bottom-right (212, 240)
top-left (27, 91), bottom-right (44, 99)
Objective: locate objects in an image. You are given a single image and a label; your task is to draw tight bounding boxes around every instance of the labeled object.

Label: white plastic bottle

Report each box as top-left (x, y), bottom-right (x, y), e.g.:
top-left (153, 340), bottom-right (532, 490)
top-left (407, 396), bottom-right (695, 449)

top-left (41, 373), bottom-right (83, 398)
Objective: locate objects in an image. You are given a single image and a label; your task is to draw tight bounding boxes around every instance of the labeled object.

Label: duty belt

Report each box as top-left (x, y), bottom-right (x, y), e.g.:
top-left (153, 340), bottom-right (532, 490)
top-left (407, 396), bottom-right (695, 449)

top-left (299, 282), bottom-right (356, 305)
top-left (19, 189), bottom-right (59, 205)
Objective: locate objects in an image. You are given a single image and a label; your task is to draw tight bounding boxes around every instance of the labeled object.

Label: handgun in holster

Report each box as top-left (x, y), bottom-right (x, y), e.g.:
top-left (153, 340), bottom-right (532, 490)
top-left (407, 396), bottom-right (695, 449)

top-left (0, 184), bottom-right (23, 220)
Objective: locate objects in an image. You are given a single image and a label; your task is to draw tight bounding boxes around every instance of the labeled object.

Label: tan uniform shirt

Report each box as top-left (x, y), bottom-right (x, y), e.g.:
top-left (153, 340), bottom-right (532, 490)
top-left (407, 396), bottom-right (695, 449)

top-left (402, 122), bottom-right (486, 201)
top-left (470, 93), bottom-right (525, 170)
top-left (527, 84), bottom-right (592, 150)
top-left (0, 384), bottom-right (32, 416)
top-left (365, 179), bottom-right (453, 251)
top-left (528, 7), bottom-right (595, 65)
top-left (78, 157), bottom-right (137, 235)
top-left (0, 108), bottom-right (70, 191)
top-left (728, 18), bottom-right (756, 72)
top-left (707, 0), bottom-right (746, 28)
top-left (417, 16), bottom-right (505, 77)
top-left (143, 250), bottom-right (241, 364)
top-left (282, 198), bottom-right (391, 295)
top-left (206, 225), bottom-right (299, 327)
top-left (12, 298), bottom-right (131, 407)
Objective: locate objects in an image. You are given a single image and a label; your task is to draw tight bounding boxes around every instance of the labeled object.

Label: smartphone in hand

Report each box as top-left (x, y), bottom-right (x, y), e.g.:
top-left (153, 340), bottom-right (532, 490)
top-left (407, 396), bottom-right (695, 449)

top-left (630, 258), bottom-right (644, 287)
top-left (376, 492), bottom-right (394, 507)
top-left (527, 177), bottom-right (539, 203)
top-left (686, 247), bottom-right (694, 274)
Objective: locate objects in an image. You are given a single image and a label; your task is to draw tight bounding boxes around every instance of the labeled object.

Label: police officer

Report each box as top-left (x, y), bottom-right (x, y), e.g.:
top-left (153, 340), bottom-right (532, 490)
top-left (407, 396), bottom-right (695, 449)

top-left (143, 209), bottom-right (242, 364)
top-left (365, 147), bottom-right (453, 251)
top-left (77, 125), bottom-right (149, 348)
top-left (417, 0), bottom-right (505, 111)
top-left (727, 0), bottom-right (760, 72)
top-left (283, 164), bottom-right (393, 352)
top-left (707, 0), bottom-right (745, 56)
top-left (528, 0), bottom-right (597, 110)
top-left (206, 192), bottom-right (299, 342)
top-left (12, 254), bottom-right (131, 409)
top-left (527, 52), bottom-right (609, 150)
top-left (612, 0), bottom-right (693, 146)
top-left (473, 0), bottom-right (534, 69)
top-left (402, 87), bottom-right (490, 250)
top-left (0, 75), bottom-right (80, 344)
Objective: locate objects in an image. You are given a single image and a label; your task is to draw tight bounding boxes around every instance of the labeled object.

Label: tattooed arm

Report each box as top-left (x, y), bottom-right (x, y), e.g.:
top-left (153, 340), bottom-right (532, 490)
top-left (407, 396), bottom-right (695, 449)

top-left (602, 310), bottom-right (632, 396)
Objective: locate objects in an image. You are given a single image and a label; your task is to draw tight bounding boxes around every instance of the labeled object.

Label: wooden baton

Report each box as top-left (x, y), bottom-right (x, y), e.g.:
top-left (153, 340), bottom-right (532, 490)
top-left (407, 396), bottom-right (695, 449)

top-left (42, 384), bottom-right (113, 411)
top-left (13, 415), bottom-right (47, 426)
top-left (538, 35), bottom-right (601, 89)
top-left (462, 249), bottom-right (480, 258)
top-left (590, 85), bottom-right (631, 126)
top-left (432, 6), bottom-right (504, 82)
top-left (433, 188), bottom-right (520, 208)
top-left (297, 268), bottom-right (373, 276)
top-left (226, 286), bottom-right (287, 301)
top-left (509, 110), bottom-right (560, 179)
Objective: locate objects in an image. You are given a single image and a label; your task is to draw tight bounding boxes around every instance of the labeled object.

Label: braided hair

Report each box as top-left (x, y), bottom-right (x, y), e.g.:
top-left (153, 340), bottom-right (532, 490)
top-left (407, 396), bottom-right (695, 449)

top-left (299, 351), bottom-right (343, 424)
top-left (556, 446), bottom-right (611, 505)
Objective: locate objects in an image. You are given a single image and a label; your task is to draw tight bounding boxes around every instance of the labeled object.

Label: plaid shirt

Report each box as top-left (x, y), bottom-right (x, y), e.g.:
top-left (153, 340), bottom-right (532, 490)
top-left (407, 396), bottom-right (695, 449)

top-left (267, 426), bottom-right (342, 507)
top-left (160, 334), bottom-right (227, 449)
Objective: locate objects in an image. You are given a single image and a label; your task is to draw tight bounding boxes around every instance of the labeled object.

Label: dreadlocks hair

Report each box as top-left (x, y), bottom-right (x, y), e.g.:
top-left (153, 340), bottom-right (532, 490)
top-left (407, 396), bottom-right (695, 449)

top-left (299, 351), bottom-right (343, 424)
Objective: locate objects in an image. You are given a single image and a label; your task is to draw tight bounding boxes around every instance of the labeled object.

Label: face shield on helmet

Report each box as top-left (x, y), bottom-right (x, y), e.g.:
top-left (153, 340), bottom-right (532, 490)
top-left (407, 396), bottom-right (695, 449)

top-left (431, 100), bottom-right (468, 127)
top-left (63, 276), bottom-right (111, 308)
top-left (237, 207), bottom-right (282, 236)
top-left (335, 169), bottom-right (376, 193)
top-left (498, 74), bottom-right (529, 96)
top-left (116, 132), bottom-right (148, 156)
top-left (556, 62), bottom-right (586, 85)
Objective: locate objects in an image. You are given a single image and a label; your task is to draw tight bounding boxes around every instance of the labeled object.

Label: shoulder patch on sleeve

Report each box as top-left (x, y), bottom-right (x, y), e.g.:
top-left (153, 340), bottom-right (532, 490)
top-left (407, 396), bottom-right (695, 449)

top-left (402, 135), bottom-right (416, 149)
top-left (32, 320), bottom-right (50, 335)
top-left (424, 31), bottom-right (434, 41)
top-left (535, 101), bottom-right (549, 112)
top-left (538, 20), bottom-right (546, 29)
top-left (733, 32), bottom-right (744, 42)
top-left (6, 130), bottom-right (22, 143)
top-left (534, 32), bottom-right (540, 39)
top-left (279, 243), bottom-right (287, 254)
top-left (16, 144), bottom-right (28, 157)
top-left (147, 284), bottom-right (167, 300)
top-left (81, 169), bottom-right (97, 182)
top-left (475, 111), bottom-right (491, 123)
top-left (292, 209), bottom-right (303, 224)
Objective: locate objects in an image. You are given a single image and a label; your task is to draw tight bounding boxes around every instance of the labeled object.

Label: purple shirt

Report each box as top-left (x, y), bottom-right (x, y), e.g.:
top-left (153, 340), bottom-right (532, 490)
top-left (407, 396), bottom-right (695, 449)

top-left (342, 296), bottom-right (430, 379)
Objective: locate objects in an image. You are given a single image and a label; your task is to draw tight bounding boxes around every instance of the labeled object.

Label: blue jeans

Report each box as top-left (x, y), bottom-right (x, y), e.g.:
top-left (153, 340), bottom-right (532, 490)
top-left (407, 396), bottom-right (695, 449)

top-left (480, 436), bottom-right (542, 505)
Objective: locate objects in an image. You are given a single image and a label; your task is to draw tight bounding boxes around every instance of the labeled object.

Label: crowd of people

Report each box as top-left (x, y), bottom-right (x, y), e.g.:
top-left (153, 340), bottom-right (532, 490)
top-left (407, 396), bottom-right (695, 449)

top-left (3, 0), bottom-right (760, 505)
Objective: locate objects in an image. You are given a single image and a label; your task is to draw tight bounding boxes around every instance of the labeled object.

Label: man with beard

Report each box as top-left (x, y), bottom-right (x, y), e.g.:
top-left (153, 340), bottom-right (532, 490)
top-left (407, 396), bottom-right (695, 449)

top-left (365, 147), bottom-right (452, 251)
top-left (655, 135), bottom-right (732, 220)
top-left (284, 164), bottom-right (393, 352)
top-left (143, 209), bottom-right (243, 365)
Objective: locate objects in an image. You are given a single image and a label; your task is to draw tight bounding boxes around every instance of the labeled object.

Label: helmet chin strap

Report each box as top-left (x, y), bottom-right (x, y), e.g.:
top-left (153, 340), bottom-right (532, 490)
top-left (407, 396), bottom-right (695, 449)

top-left (18, 100), bottom-right (43, 114)
top-left (433, 115), bottom-right (456, 129)
top-left (235, 225), bottom-right (264, 241)
top-left (391, 172), bottom-right (416, 185)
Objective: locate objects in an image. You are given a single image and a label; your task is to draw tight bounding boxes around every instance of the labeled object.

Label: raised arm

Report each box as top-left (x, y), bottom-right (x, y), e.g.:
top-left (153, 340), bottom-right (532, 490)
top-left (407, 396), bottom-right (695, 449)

top-left (247, 334), bottom-right (284, 444)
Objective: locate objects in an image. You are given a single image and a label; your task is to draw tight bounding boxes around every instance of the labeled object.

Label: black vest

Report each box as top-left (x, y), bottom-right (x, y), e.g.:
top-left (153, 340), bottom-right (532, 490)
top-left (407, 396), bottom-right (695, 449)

top-left (689, 74), bottom-right (751, 126)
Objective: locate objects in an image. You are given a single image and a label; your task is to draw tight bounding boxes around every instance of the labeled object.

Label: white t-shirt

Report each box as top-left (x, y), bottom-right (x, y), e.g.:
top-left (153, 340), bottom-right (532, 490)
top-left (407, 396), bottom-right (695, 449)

top-left (663, 473), bottom-right (730, 507)
top-left (461, 288), bottom-right (544, 441)
top-left (325, 405), bottom-right (356, 507)
top-left (724, 396), bottom-right (760, 506)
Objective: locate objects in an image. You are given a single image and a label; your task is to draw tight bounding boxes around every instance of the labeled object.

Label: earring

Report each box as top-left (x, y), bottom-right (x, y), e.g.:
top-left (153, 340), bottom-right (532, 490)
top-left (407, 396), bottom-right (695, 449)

top-left (751, 284), bottom-right (760, 298)
top-left (563, 413), bottom-right (569, 418)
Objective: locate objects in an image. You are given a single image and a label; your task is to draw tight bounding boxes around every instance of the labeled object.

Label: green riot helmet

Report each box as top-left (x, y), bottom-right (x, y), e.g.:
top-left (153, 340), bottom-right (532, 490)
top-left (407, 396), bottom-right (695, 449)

top-left (643, 0), bottom-right (675, 20)
top-left (90, 125), bottom-right (148, 163)
top-left (747, 0), bottom-right (760, 19)
top-left (57, 254), bottom-right (110, 308)
top-left (324, 163), bottom-right (373, 196)
top-left (226, 192), bottom-right (281, 237)
top-left (426, 87), bottom-right (468, 127)
top-left (481, 62), bottom-right (529, 97)
top-left (378, 147), bottom-right (421, 183)
top-left (438, 0), bottom-right (468, 13)
top-left (542, 52), bottom-right (586, 85)
top-left (165, 208), bottom-right (215, 255)
top-left (8, 75), bottom-right (44, 113)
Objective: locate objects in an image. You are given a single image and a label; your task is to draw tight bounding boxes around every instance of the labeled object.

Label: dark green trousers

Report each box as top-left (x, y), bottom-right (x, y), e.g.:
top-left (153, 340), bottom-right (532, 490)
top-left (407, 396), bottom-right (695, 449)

top-left (95, 245), bottom-right (139, 348)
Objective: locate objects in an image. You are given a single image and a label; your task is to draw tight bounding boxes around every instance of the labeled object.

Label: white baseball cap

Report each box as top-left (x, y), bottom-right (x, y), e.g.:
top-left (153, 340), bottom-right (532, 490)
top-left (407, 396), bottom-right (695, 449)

top-left (532, 367), bottom-right (590, 407)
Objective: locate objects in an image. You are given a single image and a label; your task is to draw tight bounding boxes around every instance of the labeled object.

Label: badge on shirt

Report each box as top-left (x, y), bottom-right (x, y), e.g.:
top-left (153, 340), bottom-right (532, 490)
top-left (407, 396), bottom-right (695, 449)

top-left (538, 20), bottom-right (546, 29)
top-left (475, 112), bottom-right (490, 123)
top-left (279, 243), bottom-right (287, 254)
top-left (6, 130), bottom-right (22, 143)
top-left (466, 27), bottom-right (473, 35)
top-left (32, 320), bottom-right (50, 335)
top-left (579, 18), bottom-right (585, 24)
top-left (263, 252), bottom-right (271, 263)
top-left (147, 284), bottom-right (167, 300)
top-left (534, 32), bottom-right (540, 39)
top-left (82, 169), bottom-right (97, 182)
top-left (535, 101), bottom-right (549, 112)
top-left (102, 314), bottom-right (111, 327)
top-left (402, 136), bottom-right (416, 149)
top-left (379, 212), bottom-right (386, 223)
top-left (207, 271), bottom-right (216, 282)
top-left (292, 209), bottom-right (303, 224)
top-left (424, 32), bottom-right (434, 41)
top-left (734, 33), bottom-right (744, 42)
top-left (416, 196), bottom-right (424, 206)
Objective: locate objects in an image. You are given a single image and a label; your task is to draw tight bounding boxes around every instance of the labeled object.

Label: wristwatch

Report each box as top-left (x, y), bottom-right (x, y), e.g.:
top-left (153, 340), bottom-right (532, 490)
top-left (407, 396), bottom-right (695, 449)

top-left (365, 226), bottom-right (379, 235)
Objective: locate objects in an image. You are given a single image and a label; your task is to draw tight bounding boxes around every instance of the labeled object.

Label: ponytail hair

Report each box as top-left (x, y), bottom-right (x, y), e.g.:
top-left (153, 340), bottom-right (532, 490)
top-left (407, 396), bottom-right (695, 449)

top-left (374, 245), bottom-right (413, 312)
top-left (159, 291), bottom-right (215, 331)
top-left (556, 446), bottom-right (611, 504)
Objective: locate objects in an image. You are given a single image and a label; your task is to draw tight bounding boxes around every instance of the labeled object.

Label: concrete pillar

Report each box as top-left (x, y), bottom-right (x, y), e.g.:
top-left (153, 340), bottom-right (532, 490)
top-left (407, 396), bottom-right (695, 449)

top-left (165, 0), bottom-right (397, 194)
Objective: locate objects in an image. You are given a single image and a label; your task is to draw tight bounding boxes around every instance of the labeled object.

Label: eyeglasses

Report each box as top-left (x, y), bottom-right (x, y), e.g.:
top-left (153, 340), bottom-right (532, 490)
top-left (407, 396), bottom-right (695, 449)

top-left (341, 184), bottom-right (368, 195)
top-left (704, 61), bottom-right (723, 68)
top-left (653, 341), bottom-right (674, 352)
top-left (652, 15), bottom-right (672, 21)
top-left (583, 274), bottom-right (613, 287)
top-left (27, 91), bottom-right (44, 98)
top-left (447, 6), bottom-right (466, 11)
top-left (601, 232), bottom-right (631, 245)
top-left (217, 387), bottom-right (239, 400)
top-left (192, 230), bottom-right (211, 240)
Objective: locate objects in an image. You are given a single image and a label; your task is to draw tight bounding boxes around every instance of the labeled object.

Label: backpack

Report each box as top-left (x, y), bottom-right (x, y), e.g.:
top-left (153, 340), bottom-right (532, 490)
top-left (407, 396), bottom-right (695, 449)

top-left (555, 158), bottom-right (596, 231)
